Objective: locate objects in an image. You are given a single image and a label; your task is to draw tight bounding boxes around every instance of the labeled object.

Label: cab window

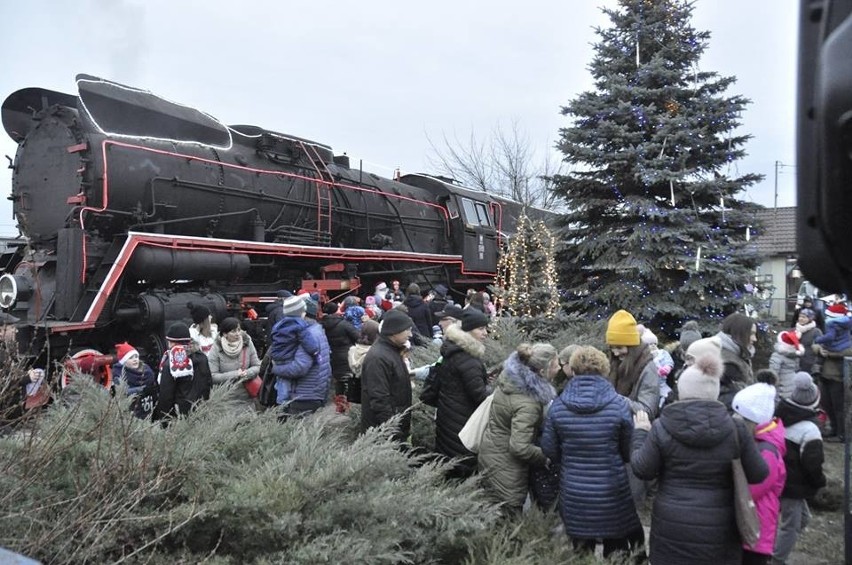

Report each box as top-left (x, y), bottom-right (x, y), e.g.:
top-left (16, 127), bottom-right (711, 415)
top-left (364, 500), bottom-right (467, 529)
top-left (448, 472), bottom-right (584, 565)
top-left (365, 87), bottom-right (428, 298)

top-left (461, 198), bottom-right (492, 227)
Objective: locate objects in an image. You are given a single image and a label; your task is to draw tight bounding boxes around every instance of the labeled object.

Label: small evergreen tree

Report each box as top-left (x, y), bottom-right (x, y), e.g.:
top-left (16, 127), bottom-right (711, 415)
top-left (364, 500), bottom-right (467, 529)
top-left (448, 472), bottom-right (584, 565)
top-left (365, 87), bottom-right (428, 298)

top-left (494, 213), bottom-right (560, 318)
top-left (553, 0), bottom-right (764, 332)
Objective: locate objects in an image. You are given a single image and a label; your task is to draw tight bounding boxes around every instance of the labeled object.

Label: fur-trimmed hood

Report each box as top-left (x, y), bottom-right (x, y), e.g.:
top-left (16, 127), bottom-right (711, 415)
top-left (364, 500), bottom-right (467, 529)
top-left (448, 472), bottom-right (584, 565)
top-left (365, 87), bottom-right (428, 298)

top-left (442, 323), bottom-right (485, 358)
top-left (497, 351), bottom-right (556, 405)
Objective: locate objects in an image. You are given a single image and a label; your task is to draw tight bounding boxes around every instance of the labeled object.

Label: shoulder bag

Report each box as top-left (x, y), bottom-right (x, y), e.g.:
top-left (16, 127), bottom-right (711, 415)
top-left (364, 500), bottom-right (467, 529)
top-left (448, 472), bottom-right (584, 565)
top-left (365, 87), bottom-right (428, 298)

top-left (458, 393), bottom-right (494, 453)
top-left (732, 425), bottom-right (761, 547)
top-left (240, 348), bottom-right (262, 398)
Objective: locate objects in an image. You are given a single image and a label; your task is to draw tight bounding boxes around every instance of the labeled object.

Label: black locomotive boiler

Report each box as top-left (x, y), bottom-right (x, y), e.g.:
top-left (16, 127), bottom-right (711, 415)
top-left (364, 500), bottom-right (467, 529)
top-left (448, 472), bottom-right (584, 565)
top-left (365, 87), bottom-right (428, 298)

top-left (0, 74), bottom-right (540, 369)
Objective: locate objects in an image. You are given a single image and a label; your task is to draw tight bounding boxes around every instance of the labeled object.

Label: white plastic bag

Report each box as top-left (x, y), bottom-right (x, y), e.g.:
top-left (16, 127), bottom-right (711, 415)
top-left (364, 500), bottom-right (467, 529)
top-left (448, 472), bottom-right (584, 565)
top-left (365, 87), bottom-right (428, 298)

top-left (458, 393), bottom-right (494, 453)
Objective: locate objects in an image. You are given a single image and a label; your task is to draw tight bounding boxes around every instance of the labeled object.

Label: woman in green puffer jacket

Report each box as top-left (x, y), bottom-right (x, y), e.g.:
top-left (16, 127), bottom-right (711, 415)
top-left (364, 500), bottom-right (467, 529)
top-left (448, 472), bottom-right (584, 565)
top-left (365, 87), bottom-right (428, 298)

top-left (478, 343), bottom-right (559, 515)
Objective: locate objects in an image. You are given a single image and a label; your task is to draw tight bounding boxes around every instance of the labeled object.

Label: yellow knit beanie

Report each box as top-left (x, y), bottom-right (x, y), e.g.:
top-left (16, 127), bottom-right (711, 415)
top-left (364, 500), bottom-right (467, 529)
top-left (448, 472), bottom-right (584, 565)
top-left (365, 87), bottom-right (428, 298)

top-left (606, 310), bottom-right (640, 346)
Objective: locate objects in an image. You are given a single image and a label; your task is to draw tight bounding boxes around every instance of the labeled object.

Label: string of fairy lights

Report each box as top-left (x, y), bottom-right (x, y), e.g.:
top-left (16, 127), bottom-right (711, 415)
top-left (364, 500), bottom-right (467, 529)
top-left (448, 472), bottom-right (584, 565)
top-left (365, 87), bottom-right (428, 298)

top-left (494, 213), bottom-right (560, 318)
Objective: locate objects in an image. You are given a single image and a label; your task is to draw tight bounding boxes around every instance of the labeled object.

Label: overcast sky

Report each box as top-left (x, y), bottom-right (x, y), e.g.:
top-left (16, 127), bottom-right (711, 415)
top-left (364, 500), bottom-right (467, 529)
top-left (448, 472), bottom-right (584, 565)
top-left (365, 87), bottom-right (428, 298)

top-left (0, 1), bottom-right (798, 236)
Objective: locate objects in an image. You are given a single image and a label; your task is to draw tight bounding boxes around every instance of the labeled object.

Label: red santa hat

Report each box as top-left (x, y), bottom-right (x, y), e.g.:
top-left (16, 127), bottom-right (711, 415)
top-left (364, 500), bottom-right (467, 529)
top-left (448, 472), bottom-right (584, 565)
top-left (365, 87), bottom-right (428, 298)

top-left (115, 342), bottom-right (139, 366)
top-left (777, 330), bottom-right (804, 356)
top-left (826, 303), bottom-right (848, 318)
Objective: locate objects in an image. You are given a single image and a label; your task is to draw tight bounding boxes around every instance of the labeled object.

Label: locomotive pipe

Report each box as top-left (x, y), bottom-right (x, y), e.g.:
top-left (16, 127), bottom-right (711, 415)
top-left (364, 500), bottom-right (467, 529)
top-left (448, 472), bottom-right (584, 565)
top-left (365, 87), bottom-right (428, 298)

top-left (127, 248), bottom-right (250, 282)
top-left (129, 208), bottom-right (261, 230)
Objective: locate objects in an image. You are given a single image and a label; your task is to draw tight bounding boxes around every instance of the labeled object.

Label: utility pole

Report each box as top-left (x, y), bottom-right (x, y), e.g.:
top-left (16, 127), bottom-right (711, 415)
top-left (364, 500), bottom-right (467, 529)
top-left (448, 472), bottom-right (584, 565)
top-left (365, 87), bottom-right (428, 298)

top-left (774, 160), bottom-right (781, 248)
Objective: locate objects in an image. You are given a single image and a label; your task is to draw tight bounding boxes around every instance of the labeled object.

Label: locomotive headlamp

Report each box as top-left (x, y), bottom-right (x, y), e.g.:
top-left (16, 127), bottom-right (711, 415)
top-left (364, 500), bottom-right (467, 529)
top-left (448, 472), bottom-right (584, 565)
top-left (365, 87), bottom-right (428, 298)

top-left (0, 274), bottom-right (30, 309)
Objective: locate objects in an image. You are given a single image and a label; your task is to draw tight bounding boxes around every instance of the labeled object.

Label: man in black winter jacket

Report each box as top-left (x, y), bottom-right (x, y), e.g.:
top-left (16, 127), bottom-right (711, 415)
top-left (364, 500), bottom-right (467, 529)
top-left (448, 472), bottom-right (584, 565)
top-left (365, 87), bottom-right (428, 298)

top-left (360, 309), bottom-right (413, 442)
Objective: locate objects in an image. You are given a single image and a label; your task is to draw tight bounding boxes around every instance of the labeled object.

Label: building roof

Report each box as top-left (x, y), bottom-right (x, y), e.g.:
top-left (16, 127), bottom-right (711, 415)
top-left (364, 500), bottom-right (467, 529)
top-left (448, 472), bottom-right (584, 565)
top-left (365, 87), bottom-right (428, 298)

top-left (753, 206), bottom-right (796, 257)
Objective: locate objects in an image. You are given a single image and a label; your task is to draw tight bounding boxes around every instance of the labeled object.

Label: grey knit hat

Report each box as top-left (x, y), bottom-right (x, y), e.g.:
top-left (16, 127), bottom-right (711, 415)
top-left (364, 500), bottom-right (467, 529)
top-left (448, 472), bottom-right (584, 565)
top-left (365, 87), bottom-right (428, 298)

top-left (680, 329), bottom-right (702, 351)
top-left (790, 372), bottom-right (820, 409)
top-left (281, 295), bottom-right (306, 318)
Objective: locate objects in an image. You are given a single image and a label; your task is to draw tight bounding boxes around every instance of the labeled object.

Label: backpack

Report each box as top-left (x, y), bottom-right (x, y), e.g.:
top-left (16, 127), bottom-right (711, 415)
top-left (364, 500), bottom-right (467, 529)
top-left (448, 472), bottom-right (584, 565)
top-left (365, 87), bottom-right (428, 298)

top-left (257, 350), bottom-right (277, 409)
top-left (419, 357), bottom-right (443, 407)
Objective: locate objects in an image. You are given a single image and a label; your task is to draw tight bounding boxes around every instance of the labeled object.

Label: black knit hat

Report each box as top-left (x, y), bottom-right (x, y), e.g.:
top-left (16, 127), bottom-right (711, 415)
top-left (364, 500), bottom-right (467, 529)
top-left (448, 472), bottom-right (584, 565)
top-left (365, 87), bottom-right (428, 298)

top-left (380, 309), bottom-right (413, 336)
top-left (461, 309), bottom-right (489, 332)
top-left (166, 321), bottom-right (192, 342)
top-left (189, 303), bottom-right (211, 324)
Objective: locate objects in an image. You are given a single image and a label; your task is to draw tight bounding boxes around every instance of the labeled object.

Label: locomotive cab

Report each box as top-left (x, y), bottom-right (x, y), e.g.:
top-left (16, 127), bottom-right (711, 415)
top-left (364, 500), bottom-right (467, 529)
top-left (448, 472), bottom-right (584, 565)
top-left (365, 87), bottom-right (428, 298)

top-left (398, 173), bottom-right (500, 276)
top-left (456, 195), bottom-right (498, 273)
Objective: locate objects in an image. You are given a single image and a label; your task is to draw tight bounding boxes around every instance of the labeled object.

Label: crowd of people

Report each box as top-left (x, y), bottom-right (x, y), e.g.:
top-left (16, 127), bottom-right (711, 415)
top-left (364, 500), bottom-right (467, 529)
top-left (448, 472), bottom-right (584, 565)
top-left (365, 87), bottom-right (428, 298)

top-left (6, 281), bottom-right (838, 565)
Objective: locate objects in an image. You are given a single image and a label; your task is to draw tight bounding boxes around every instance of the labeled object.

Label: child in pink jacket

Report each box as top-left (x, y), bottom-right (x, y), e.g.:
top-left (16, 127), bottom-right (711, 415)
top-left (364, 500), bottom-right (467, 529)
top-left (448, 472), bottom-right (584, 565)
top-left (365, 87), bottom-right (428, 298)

top-left (732, 383), bottom-right (787, 565)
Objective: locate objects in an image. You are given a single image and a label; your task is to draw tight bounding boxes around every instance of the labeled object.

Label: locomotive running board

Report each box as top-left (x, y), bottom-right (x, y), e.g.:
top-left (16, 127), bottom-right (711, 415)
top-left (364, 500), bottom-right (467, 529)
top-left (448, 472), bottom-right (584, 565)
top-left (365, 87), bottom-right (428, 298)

top-left (52, 232), bottom-right (479, 333)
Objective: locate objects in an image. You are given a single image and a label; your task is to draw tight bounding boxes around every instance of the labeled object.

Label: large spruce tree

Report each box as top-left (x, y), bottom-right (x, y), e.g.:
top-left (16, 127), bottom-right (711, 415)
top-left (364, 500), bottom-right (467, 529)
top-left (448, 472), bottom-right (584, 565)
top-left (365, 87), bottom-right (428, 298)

top-left (553, 0), bottom-right (765, 331)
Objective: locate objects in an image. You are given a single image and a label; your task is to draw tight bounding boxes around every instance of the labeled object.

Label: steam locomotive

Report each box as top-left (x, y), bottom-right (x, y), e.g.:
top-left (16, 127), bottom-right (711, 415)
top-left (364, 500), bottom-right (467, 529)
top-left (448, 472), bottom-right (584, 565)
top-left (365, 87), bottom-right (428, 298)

top-left (0, 74), bottom-right (545, 369)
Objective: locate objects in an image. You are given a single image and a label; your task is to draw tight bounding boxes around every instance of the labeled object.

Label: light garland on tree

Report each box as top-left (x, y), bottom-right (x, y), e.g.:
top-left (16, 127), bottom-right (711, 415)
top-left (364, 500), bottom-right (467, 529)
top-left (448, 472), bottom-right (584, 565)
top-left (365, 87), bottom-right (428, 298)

top-left (495, 213), bottom-right (560, 318)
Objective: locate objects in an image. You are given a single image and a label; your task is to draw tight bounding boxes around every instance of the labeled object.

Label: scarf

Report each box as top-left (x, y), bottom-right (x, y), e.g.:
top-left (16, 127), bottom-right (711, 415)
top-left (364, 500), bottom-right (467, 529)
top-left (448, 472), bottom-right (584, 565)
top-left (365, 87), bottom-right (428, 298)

top-left (796, 321), bottom-right (816, 335)
top-left (166, 345), bottom-right (194, 379)
top-left (220, 334), bottom-right (244, 357)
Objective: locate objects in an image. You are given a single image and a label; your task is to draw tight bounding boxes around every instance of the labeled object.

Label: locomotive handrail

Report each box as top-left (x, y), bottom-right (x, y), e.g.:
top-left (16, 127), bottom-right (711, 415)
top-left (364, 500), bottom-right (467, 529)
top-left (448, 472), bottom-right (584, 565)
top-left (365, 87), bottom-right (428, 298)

top-left (297, 140), bottom-right (335, 238)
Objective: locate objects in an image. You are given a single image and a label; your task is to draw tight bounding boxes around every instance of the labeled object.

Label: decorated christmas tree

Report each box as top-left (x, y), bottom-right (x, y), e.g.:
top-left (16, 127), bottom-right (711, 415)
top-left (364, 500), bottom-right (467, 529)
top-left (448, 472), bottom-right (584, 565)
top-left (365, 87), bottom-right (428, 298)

top-left (494, 213), bottom-right (560, 318)
top-left (552, 0), bottom-right (765, 331)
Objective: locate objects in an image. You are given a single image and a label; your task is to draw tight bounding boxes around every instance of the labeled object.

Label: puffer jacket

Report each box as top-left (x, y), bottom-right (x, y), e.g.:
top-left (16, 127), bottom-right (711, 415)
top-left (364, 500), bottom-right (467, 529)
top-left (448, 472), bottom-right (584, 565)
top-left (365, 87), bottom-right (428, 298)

top-left (320, 314), bottom-right (359, 379)
top-left (270, 317), bottom-right (319, 365)
top-left (434, 324), bottom-right (489, 472)
top-left (541, 374), bottom-right (641, 539)
top-left (478, 352), bottom-right (556, 511)
top-left (271, 321), bottom-right (331, 403)
top-left (775, 399), bottom-right (827, 498)
top-left (769, 340), bottom-right (802, 399)
top-left (745, 418), bottom-right (787, 556)
top-left (360, 335), bottom-right (412, 442)
top-left (815, 315), bottom-right (852, 351)
top-left (630, 400), bottom-right (769, 565)
top-left (207, 332), bottom-right (262, 403)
